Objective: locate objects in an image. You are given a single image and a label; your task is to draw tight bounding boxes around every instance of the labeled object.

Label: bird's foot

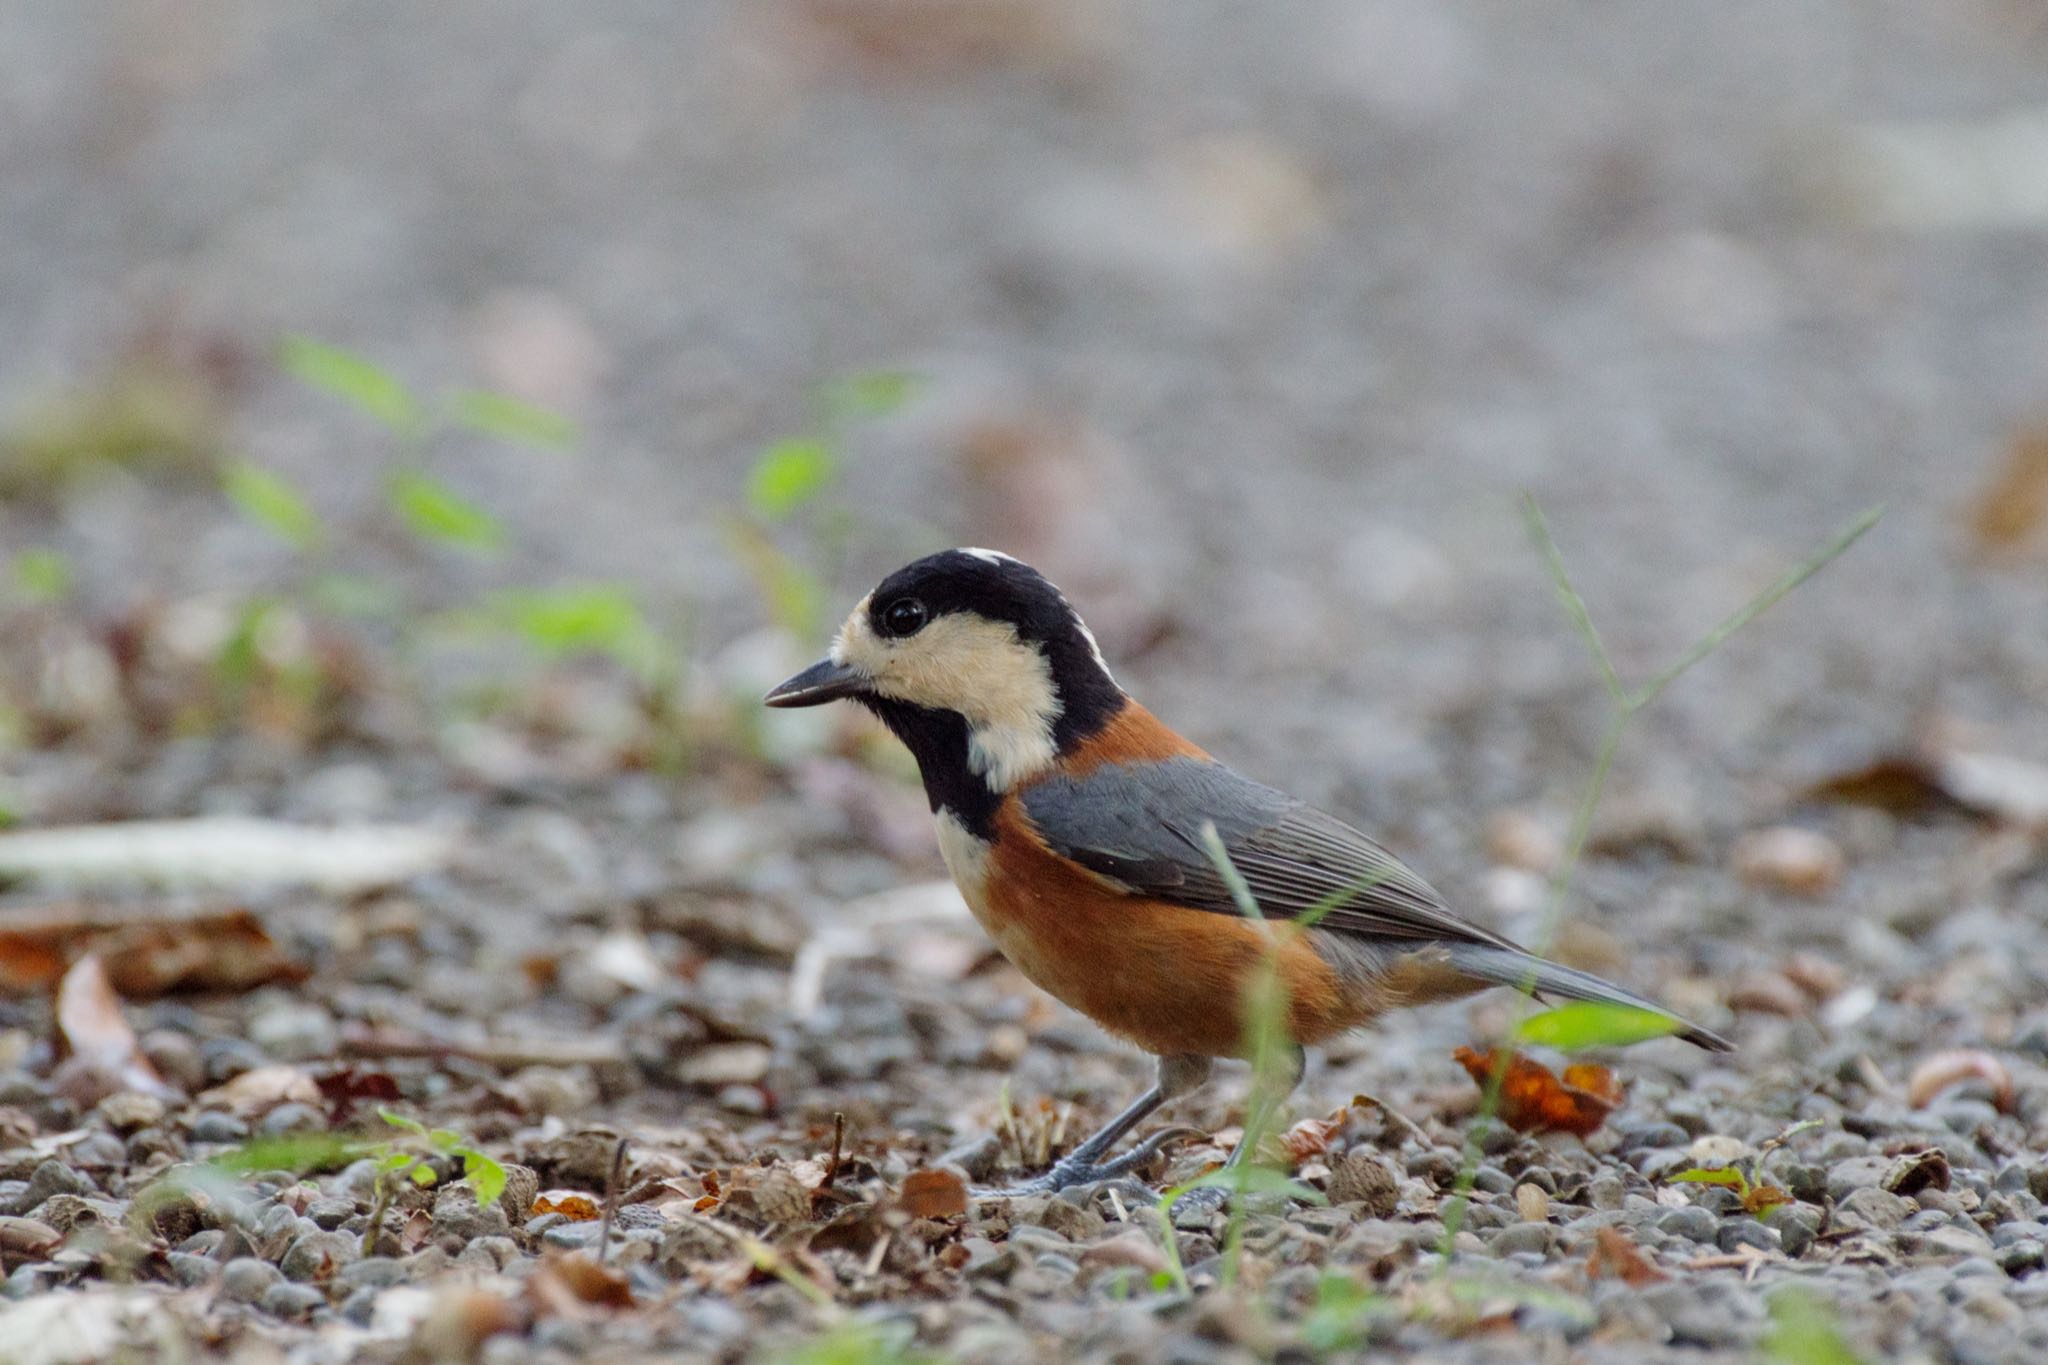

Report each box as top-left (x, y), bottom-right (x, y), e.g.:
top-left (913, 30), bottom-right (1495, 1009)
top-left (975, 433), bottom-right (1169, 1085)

top-left (1166, 1182), bottom-right (1229, 1227)
top-left (971, 1126), bottom-right (1200, 1202)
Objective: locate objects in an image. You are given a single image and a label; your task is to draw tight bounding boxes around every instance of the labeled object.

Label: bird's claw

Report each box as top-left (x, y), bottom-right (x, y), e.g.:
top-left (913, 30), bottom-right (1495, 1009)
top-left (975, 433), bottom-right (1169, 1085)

top-left (970, 1125), bottom-right (1203, 1202)
top-left (1167, 1183), bottom-right (1229, 1226)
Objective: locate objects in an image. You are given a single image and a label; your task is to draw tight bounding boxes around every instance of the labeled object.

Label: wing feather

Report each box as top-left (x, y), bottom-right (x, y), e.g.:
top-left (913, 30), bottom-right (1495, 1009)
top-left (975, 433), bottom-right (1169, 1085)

top-left (1021, 757), bottom-right (1519, 950)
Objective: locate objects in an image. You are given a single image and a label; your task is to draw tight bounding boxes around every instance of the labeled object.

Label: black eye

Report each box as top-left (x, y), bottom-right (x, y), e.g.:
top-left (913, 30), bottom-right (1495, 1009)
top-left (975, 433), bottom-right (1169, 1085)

top-left (881, 597), bottom-right (928, 637)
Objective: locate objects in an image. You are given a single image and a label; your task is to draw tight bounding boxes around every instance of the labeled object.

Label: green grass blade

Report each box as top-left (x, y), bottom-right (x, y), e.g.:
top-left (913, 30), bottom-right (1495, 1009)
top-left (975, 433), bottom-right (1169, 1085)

top-left (1521, 494), bottom-right (1626, 708)
top-left (279, 335), bottom-right (421, 434)
top-left (447, 390), bottom-right (577, 450)
top-left (1197, 822), bottom-right (1264, 922)
top-left (1629, 504), bottom-right (1884, 711)
top-left (224, 461), bottom-right (324, 551)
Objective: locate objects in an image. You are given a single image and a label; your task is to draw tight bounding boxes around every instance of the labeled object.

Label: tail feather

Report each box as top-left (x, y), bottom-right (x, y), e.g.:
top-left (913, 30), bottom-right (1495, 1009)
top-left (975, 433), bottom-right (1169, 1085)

top-left (1447, 944), bottom-right (1733, 1052)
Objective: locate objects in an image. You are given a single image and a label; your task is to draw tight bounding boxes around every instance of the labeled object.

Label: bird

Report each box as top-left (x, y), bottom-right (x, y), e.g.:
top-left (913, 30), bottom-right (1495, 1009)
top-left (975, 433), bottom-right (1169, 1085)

top-left (765, 548), bottom-right (1730, 1208)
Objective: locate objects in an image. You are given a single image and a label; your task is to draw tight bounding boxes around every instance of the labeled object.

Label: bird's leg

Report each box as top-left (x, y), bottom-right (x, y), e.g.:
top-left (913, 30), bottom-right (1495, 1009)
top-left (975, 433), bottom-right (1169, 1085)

top-left (1168, 1044), bottom-right (1306, 1224)
top-left (974, 1053), bottom-right (1211, 1200)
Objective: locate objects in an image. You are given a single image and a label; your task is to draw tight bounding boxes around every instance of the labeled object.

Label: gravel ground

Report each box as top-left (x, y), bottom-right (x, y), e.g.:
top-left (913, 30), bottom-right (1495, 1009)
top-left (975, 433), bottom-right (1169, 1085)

top-left (3, 2), bottom-right (2048, 1361)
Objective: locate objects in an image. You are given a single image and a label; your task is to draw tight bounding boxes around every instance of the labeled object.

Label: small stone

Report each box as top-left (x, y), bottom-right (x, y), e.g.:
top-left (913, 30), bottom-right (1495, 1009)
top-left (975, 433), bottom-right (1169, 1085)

top-left (248, 998), bottom-right (339, 1062)
top-left (1997, 1239), bottom-right (2045, 1275)
top-left (307, 1198), bottom-right (357, 1230)
top-left (432, 1186), bottom-right (510, 1241)
top-left (260, 1103), bottom-right (328, 1137)
top-left (1615, 1122), bottom-right (1688, 1153)
top-left (1763, 1204), bottom-right (1820, 1258)
top-left (262, 1281), bottom-right (328, 1319)
top-left (1835, 1187), bottom-right (1911, 1233)
top-left (1587, 1175), bottom-right (1627, 1211)
top-left (220, 1256), bottom-right (283, 1302)
top-left (676, 1043), bottom-right (771, 1088)
top-left (12, 1160), bottom-right (92, 1213)
top-left (1027, 1196), bottom-right (1104, 1242)
top-left (1514, 1184), bottom-right (1549, 1223)
top-left (190, 1111), bottom-right (249, 1144)
top-left (1493, 1222), bottom-right (1554, 1257)
top-left (1731, 825), bottom-right (1844, 896)
top-left (280, 1229), bottom-right (359, 1282)
top-left (340, 1257), bottom-right (408, 1290)
top-left (1825, 1156), bottom-right (1893, 1202)
top-left (1716, 1219), bottom-right (1779, 1254)
top-left (1657, 1206), bottom-right (1718, 1243)
top-left (95, 1093), bottom-right (167, 1134)
top-left (166, 1251), bottom-right (218, 1287)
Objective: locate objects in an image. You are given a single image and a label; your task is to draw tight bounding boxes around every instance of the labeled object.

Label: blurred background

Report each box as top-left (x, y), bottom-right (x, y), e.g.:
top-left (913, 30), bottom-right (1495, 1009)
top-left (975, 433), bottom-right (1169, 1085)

top-left (2, 0), bottom-right (2045, 889)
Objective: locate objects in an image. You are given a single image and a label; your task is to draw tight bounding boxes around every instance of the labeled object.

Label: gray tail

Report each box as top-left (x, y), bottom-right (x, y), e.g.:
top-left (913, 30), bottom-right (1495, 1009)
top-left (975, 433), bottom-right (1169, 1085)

top-left (1447, 944), bottom-right (1733, 1053)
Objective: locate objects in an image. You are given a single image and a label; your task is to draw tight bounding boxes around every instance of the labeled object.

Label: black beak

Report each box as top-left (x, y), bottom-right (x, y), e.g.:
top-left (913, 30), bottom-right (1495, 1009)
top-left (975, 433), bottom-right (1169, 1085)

top-left (763, 658), bottom-right (868, 708)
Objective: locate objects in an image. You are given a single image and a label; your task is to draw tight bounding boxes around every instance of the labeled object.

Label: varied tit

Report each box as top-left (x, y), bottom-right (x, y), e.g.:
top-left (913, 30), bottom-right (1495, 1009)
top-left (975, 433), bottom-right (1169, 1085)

top-left (766, 549), bottom-right (1730, 1208)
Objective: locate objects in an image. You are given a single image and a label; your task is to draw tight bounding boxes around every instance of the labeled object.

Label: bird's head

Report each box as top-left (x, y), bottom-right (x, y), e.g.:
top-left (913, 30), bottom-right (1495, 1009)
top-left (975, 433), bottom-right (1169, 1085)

top-left (764, 548), bottom-right (1123, 792)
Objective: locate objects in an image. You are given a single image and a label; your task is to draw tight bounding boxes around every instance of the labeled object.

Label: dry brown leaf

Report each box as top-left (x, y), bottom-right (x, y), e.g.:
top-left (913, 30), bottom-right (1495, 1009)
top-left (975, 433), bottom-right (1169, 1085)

top-left (1453, 1047), bottom-right (1622, 1139)
top-left (0, 1217), bottom-right (62, 1269)
top-left (197, 1065), bottom-right (321, 1116)
top-left (1970, 428), bottom-right (2048, 553)
top-left (1280, 1110), bottom-right (1346, 1164)
top-left (0, 903), bottom-right (308, 996)
top-left (1906, 1050), bottom-right (2015, 1114)
top-left (527, 1252), bottom-right (633, 1318)
top-left (532, 1191), bottom-right (603, 1222)
top-left (898, 1169), bottom-right (968, 1219)
top-left (55, 954), bottom-right (169, 1097)
top-left (400, 1208), bottom-right (435, 1254)
top-left (409, 1288), bottom-right (525, 1361)
top-left (1587, 1226), bottom-right (1666, 1286)
top-left (1807, 746), bottom-right (2048, 829)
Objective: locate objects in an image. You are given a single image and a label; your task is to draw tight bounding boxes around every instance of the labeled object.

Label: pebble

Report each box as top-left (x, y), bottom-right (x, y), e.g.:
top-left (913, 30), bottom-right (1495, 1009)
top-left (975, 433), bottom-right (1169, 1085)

top-left (190, 1112), bottom-right (250, 1144)
top-left (1492, 1222), bottom-right (1554, 1257)
top-left (260, 1103), bottom-right (329, 1137)
top-left (281, 1229), bottom-right (359, 1282)
top-left (1716, 1219), bottom-right (1779, 1254)
top-left (1763, 1204), bottom-right (1820, 1258)
top-left (340, 1257), bottom-right (409, 1290)
top-left (307, 1198), bottom-right (357, 1231)
top-left (262, 1282), bottom-right (328, 1319)
top-left (220, 1257), bottom-right (284, 1302)
top-left (1657, 1206), bottom-right (1719, 1243)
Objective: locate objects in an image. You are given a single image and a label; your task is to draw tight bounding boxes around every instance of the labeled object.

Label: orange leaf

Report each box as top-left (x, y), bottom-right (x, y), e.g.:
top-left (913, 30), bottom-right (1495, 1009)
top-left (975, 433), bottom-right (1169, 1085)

top-left (528, 1251), bottom-right (633, 1318)
top-left (533, 1191), bottom-right (604, 1222)
top-left (899, 1168), bottom-right (968, 1219)
top-left (1587, 1226), bottom-right (1666, 1286)
top-left (1453, 1046), bottom-right (1621, 1138)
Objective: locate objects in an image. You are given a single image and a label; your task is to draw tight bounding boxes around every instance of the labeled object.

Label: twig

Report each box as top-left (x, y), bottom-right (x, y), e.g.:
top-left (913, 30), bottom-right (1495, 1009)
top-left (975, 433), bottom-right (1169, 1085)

top-left (597, 1137), bottom-right (629, 1265)
top-left (339, 1022), bottom-right (628, 1072)
top-left (823, 1112), bottom-right (847, 1188)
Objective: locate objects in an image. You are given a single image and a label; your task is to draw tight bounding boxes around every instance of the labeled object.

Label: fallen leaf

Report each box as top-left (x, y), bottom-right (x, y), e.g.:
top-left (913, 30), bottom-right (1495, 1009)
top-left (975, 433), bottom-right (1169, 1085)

top-left (1806, 746), bottom-right (2048, 829)
top-left (1452, 1047), bottom-right (1622, 1138)
top-left (527, 1252), bottom-right (632, 1318)
top-left (1587, 1226), bottom-right (1666, 1286)
top-left (1969, 428), bottom-right (2048, 554)
top-left (55, 954), bottom-right (169, 1097)
top-left (1883, 1147), bottom-right (1952, 1197)
top-left (898, 1169), bottom-right (968, 1219)
top-left (400, 1208), bottom-right (435, 1254)
top-left (532, 1191), bottom-right (603, 1222)
top-left (1281, 1110), bottom-right (1346, 1163)
top-left (409, 1288), bottom-right (525, 1361)
top-left (0, 1217), bottom-right (63, 1269)
top-left (313, 1067), bottom-right (401, 1125)
top-left (1907, 1050), bottom-right (2015, 1114)
top-left (1742, 1184), bottom-right (1793, 1216)
top-left (198, 1065), bottom-right (322, 1116)
top-left (0, 902), bottom-right (308, 996)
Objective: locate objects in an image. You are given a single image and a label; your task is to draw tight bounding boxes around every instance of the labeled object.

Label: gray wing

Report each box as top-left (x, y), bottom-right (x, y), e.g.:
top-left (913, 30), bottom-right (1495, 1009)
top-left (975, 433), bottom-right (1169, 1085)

top-left (1019, 757), bottom-right (1520, 950)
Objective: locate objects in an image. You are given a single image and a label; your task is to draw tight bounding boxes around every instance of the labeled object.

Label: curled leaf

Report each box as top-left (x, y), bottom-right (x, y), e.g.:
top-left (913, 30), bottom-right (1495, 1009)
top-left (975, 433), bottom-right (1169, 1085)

top-left (899, 1168), bottom-right (968, 1219)
top-left (1453, 1046), bottom-right (1622, 1138)
top-left (1587, 1226), bottom-right (1666, 1286)
top-left (1906, 1049), bottom-right (2015, 1114)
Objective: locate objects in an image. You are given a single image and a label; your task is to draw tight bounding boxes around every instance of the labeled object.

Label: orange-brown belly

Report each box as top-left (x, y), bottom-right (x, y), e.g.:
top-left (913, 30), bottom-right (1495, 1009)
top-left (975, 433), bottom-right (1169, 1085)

top-left (944, 801), bottom-right (1380, 1059)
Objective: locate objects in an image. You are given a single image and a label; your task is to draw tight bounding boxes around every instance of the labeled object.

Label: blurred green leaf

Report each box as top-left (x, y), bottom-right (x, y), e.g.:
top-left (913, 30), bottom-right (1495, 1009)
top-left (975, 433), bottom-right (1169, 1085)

top-left (379, 1109), bottom-right (428, 1136)
top-left (279, 336), bottom-right (420, 433)
top-left (1763, 1290), bottom-right (1866, 1365)
top-left (409, 1163), bottom-right (438, 1187)
top-left (1512, 1001), bottom-right (1683, 1051)
top-left (492, 585), bottom-right (662, 674)
top-left (747, 439), bottom-right (835, 521)
top-left (224, 461), bottom-right (324, 551)
top-left (1668, 1167), bottom-right (1746, 1188)
top-left (388, 471), bottom-right (505, 551)
top-left (1303, 1273), bottom-right (1390, 1353)
top-left (12, 549), bottom-right (71, 602)
top-left (309, 573), bottom-right (402, 618)
top-left (822, 370), bottom-right (919, 422)
top-left (460, 1149), bottom-right (507, 1207)
top-left (210, 1132), bottom-right (367, 1176)
top-left (447, 389), bottom-right (577, 450)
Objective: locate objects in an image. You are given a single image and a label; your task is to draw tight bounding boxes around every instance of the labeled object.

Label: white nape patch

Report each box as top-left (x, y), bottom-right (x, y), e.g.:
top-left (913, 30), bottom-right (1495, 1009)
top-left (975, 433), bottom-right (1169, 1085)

top-left (830, 599), bottom-right (1063, 790)
top-left (960, 547), bottom-right (1016, 566)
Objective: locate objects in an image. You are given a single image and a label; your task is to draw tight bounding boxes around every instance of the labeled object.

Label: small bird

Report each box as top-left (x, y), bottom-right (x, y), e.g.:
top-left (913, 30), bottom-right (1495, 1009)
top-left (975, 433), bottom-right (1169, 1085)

top-left (766, 549), bottom-right (1729, 1203)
